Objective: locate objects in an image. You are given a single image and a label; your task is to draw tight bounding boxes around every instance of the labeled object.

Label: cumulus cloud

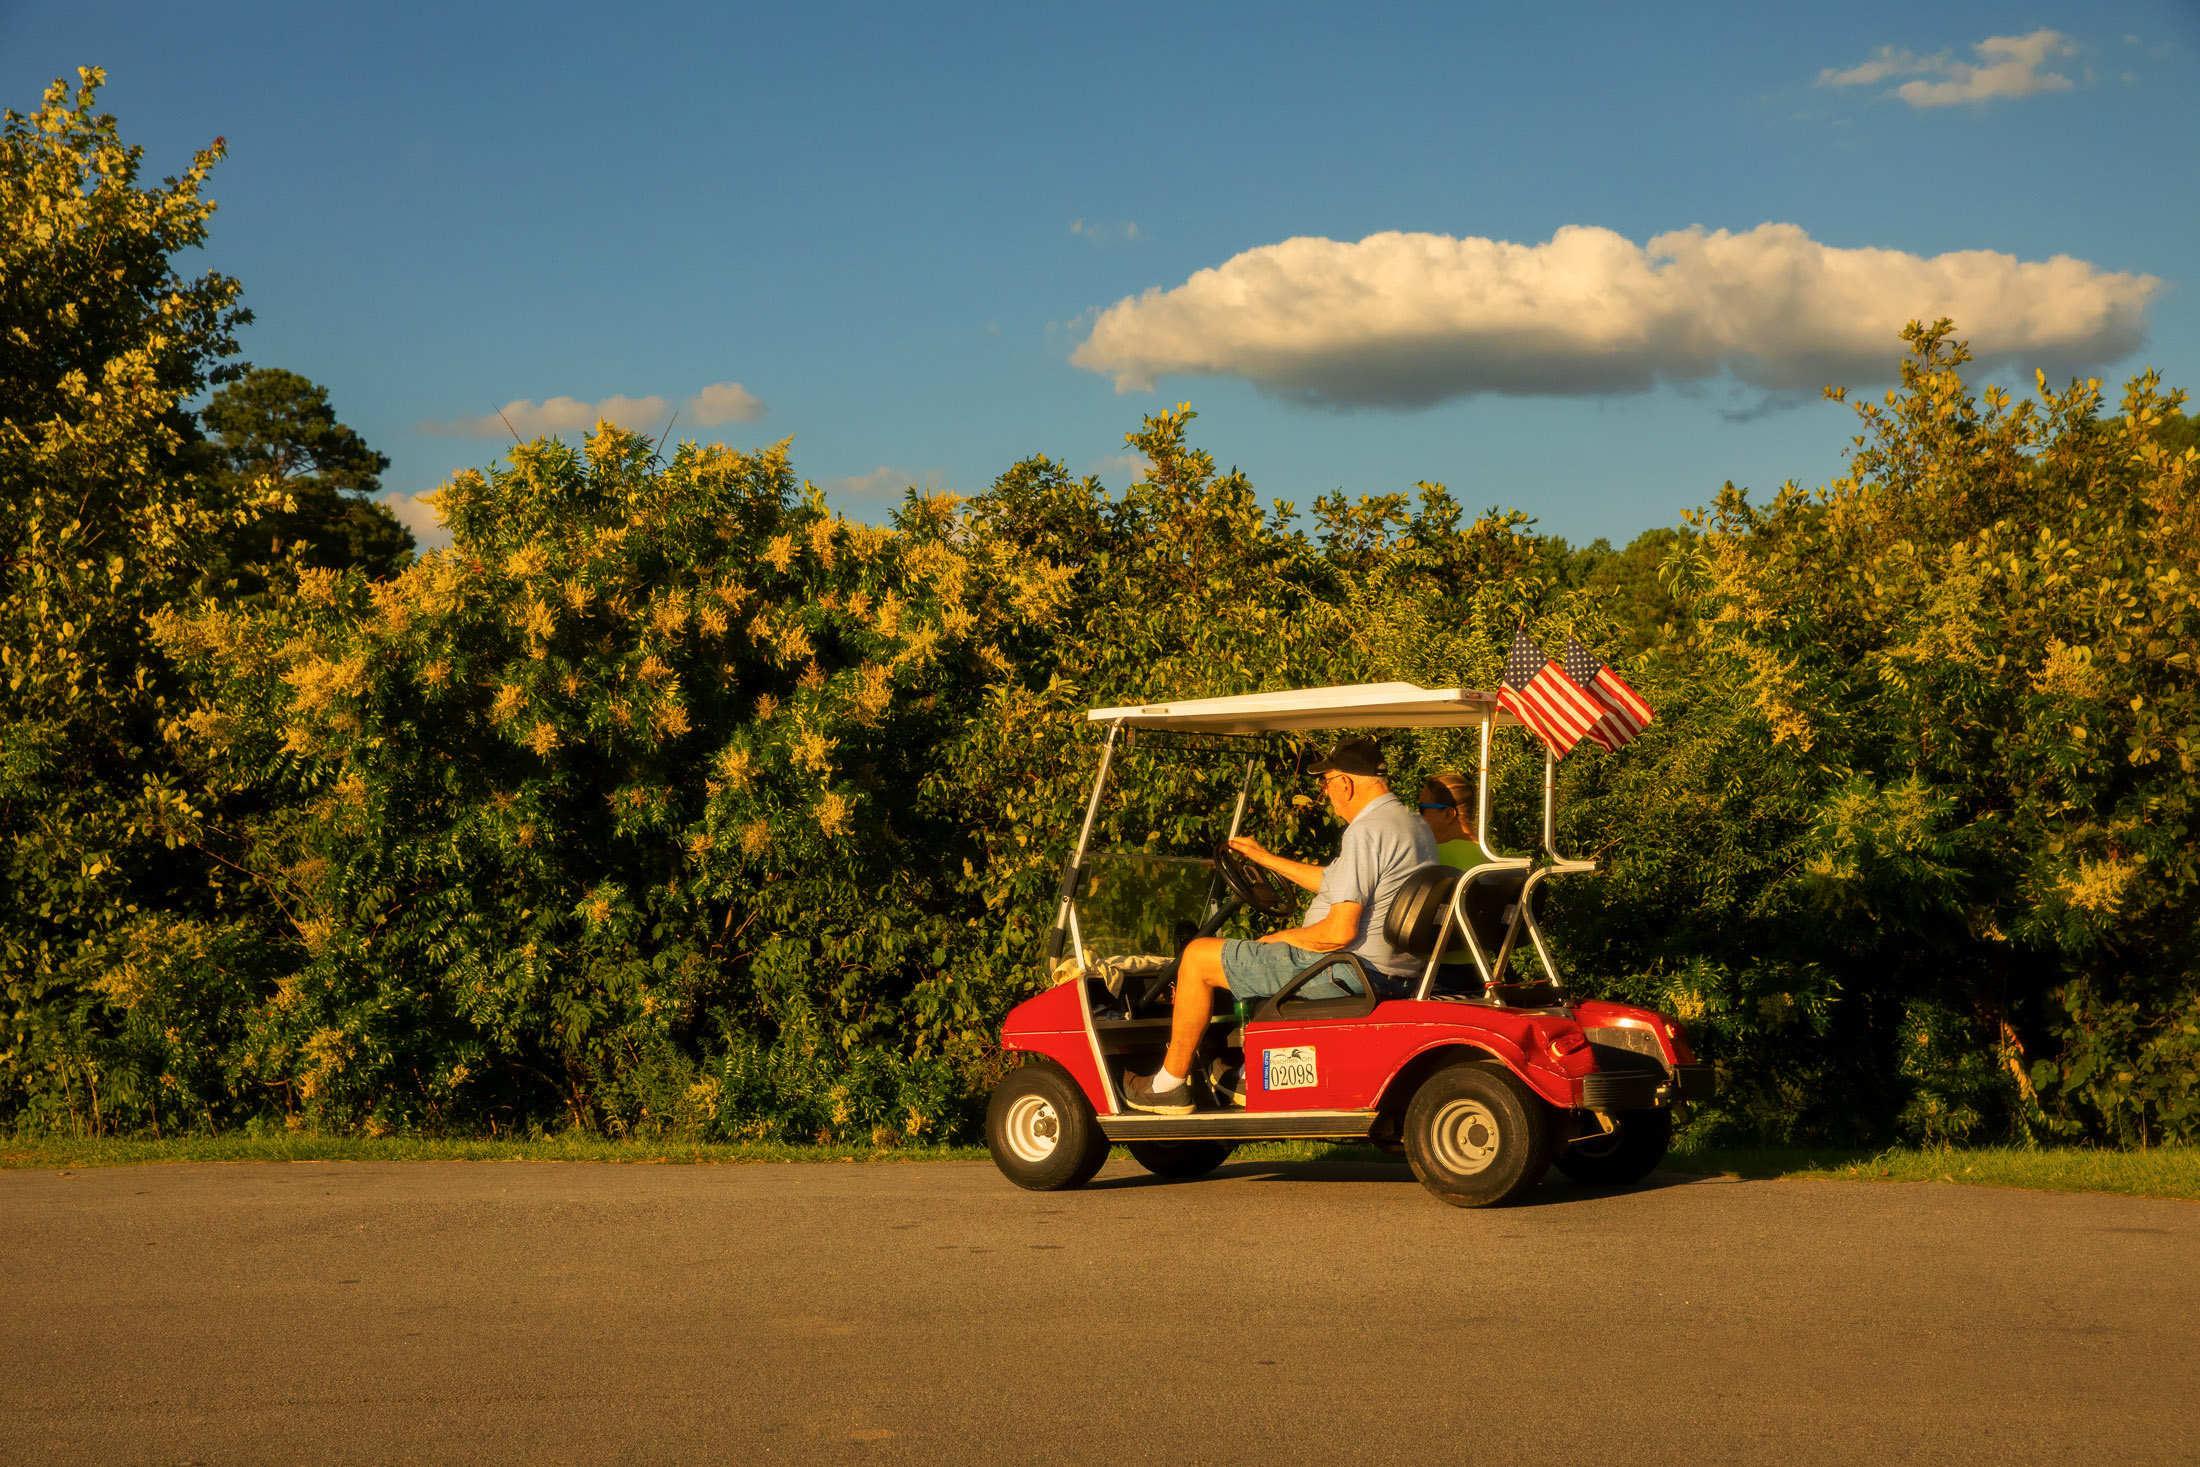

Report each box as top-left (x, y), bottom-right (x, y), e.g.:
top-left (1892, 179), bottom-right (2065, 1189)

top-left (380, 488), bottom-right (450, 551)
top-left (1819, 29), bottom-right (2077, 107)
top-left (421, 381), bottom-right (767, 438)
top-left (1071, 219), bottom-right (1141, 245)
top-left (1068, 223), bottom-right (2157, 408)
top-left (688, 381), bottom-right (766, 425)
top-left (422, 394), bottom-right (668, 438)
top-left (1088, 452), bottom-right (1156, 481)
top-left (1819, 46), bottom-right (1937, 89)
top-left (819, 466), bottom-right (949, 500)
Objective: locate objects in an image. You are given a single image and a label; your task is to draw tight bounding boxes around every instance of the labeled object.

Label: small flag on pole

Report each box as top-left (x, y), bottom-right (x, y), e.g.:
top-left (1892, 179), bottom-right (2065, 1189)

top-left (1564, 636), bottom-right (1656, 751)
top-left (1495, 629), bottom-right (1605, 756)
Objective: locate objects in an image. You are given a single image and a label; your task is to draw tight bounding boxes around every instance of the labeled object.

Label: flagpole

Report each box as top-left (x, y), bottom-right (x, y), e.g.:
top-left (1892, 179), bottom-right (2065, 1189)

top-left (1542, 749), bottom-right (1556, 856)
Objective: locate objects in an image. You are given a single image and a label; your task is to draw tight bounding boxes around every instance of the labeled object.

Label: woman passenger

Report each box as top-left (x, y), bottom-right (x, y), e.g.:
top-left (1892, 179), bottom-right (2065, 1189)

top-left (1418, 772), bottom-right (1489, 994)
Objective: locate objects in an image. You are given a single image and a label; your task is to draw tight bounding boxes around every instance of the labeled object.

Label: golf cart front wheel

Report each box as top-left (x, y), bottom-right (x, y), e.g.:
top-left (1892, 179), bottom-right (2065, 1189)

top-left (987, 1062), bottom-right (1110, 1191)
top-left (1404, 1062), bottom-right (1550, 1208)
top-left (1127, 1140), bottom-right (1233, 1179)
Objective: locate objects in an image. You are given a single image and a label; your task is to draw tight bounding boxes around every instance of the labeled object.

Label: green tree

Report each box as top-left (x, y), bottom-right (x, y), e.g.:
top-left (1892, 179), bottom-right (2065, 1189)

top-left (1556, 323), bottom-right (2200, 1145)
top-left (201, 367), bottom-right (413, 584)
top-left (0, 68), bottom-right (266, 1132)
top-left (1578, 527), bottom-right (1694, 659)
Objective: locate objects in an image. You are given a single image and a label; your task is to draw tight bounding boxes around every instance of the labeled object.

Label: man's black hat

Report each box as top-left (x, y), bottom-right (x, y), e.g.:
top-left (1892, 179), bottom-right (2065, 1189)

top-left (1307, 737), bottom-right (1387, 778)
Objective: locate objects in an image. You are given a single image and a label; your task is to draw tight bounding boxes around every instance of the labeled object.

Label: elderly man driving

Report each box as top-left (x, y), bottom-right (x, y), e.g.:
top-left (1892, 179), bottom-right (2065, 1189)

top-left (1125, 737), bottom-right (1437, 1114)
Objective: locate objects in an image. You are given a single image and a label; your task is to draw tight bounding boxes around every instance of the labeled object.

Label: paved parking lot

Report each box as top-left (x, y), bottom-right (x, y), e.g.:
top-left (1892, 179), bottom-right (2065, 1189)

top-left (4, 1156), bottom-right (2196, 1465)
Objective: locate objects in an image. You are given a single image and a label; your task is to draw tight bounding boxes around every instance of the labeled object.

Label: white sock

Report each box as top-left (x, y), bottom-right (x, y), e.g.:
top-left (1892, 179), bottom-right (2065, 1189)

top-left (1155, 1065), bottom-right (1185, 1090)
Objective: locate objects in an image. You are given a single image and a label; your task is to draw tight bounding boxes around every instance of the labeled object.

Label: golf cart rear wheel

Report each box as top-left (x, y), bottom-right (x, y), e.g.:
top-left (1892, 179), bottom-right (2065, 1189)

top-left (1555, 1106), bottom-right (1672, 1188)
top-left (1127, 1140), bottom-right (1233, 1179)
top-left (1403, 1062), bottom-right (1550, 1208)
top-left (987, 1063), bottom-right (1109, 1191)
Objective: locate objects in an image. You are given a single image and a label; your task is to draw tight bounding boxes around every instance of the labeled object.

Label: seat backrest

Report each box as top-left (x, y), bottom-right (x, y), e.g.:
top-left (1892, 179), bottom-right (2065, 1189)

top-left (1384, 865), bottom-right (1461, 959)
top-left (1461, 868), bottom-right (1529, 974)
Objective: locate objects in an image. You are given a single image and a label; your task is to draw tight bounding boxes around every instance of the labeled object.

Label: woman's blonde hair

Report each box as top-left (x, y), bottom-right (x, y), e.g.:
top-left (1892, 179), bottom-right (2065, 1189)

top-left (1419, 771), bottom-right (1475, 825)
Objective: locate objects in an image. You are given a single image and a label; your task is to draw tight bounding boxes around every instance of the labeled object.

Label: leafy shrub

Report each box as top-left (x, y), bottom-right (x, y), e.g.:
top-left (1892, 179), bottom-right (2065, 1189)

top-left (1554, 324), bottom-right (2200, 1145)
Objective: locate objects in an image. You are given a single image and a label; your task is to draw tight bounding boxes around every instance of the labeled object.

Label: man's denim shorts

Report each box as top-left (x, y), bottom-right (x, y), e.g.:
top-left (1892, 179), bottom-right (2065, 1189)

top-left (1218, 940), bottom-right (1408, 1002)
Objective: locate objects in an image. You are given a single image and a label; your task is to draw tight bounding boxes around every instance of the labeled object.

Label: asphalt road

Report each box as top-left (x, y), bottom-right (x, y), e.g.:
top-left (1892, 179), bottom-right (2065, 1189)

top-left (4, 1156), bottom-right (2196, 1466)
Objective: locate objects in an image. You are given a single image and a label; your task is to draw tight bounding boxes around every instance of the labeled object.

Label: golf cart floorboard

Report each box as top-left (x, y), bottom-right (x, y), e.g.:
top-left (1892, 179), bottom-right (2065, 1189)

top-left (1097, 1110), bottom-right (1377, 1142)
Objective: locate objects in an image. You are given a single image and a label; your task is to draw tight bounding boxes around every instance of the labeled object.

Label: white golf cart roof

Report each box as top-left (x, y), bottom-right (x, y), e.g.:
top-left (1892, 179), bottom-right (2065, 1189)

top-left (1086, 681), bottom-right (1523, 733)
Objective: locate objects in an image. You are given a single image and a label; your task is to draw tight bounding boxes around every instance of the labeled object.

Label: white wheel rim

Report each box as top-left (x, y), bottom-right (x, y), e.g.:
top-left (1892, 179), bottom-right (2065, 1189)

top-left (1429, 1098), bottom-right (1502, 1176)
top-left (1003, 1094), bottom-right (1062, 1164)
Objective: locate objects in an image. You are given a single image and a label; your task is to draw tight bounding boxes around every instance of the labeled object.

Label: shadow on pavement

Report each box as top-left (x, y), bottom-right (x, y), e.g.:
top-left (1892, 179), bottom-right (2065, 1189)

top-left (1084, 1158), bottom-right (1735, 1204)
top-left (1081, 1159), bottom-right (1408, 1191)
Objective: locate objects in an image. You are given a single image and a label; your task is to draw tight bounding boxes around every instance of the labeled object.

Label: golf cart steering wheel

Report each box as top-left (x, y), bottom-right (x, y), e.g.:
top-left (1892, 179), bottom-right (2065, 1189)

top-left (1214, 842), bottom-right (1290, 917)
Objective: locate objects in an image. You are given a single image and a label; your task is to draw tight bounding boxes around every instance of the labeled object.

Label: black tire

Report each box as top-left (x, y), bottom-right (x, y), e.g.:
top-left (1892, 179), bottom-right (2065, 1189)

top-left (1554, 1106), bottom-right (1673, 1188)
top-left (986, 1064), bottom-right (1110, 1191)
top-left (1126, 1140), bottom-right (1233, 1179)
top-left (1403, 1062), bottom-right (1551, 1208)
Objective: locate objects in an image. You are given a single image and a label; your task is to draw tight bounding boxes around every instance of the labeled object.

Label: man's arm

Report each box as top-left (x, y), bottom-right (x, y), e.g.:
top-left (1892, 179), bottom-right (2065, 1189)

top-left (1226, 835), bottom-right (1323, 893)
top-left (1257, 901), bottom-right (1362, 951)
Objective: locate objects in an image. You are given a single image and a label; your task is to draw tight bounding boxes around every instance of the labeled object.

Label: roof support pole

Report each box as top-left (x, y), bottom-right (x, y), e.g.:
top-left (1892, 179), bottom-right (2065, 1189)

top-left (1418, 716), bottom-right (1533, 1003)
top-left (1475, 718), bottom-right (1503, 864)
top-left (1542, 748), bottom-right (1557, 858)
top-left (1541, 749), bottom-right (1597, 874)
top-left (1045, 719), bottom-right (1122, 968)
top-left (1205, 757), bottom-right (1257, 923)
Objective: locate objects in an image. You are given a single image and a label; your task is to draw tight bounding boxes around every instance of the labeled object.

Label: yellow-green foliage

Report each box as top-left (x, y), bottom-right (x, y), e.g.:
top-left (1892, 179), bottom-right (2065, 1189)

top-left (120, 407), bottom-right (1593, 1143)
top-left (1556, 323), bottom-right (2200, 1147)
top-left (0, 69), bottom-right (262, 1134)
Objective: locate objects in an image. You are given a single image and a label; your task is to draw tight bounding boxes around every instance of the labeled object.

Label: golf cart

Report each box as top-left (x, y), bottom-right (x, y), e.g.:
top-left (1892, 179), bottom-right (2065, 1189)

top-left (983, 681), bottom-right (1714, 1208)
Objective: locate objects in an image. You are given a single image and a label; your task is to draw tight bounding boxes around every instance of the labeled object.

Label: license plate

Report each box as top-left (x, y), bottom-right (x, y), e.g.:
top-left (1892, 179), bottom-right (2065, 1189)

top-left (1262, 1046), bottom-right (1318, 1091)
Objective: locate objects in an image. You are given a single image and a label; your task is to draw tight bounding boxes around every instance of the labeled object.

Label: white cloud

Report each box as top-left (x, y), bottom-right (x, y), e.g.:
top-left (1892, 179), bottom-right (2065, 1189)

top-left (422, 394), bottom-right (669, 438)
top-left (1068, 223), bottom-right (2158, 408)
top-left (688, 381), bottom-right (766, 425)
top-left (1070, 218), bottom-right (1141, 245)
top-left (380, 487), bottom-right (450, 551)
top-left (1087, 452), bottom-right (1155, 481)
top-left (1818, 45), bottom-right (1938, 89)
top-left (1819, 29), bottom-right (2076, 108)
top-left (421, 382), bottom-right (768, 438)
top-left (818, 466), bottom-right (949, 500)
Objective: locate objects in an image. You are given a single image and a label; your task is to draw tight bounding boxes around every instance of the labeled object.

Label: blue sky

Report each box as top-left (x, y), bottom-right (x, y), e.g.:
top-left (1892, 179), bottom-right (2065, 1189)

top-left (7, 2), bottom-right (2196, 549)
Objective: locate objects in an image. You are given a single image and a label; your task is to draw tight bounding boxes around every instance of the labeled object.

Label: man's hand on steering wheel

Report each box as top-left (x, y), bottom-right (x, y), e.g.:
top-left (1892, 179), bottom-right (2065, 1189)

top-left (1214, 840), bottom-right (1291, 916)
top-left (1225, 835), bottom-right (1275, 868)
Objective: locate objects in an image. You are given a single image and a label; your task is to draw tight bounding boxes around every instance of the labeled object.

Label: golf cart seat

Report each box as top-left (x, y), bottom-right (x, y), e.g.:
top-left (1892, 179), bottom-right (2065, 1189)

top-left (1385, 865), bottom-right (1460, 957)
top-left (1386, 865), bottom-right (1530, 961)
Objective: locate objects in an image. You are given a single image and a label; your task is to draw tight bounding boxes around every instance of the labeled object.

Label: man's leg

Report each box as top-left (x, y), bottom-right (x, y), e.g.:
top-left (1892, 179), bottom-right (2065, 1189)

top-left (1162, 937), bottom-right (1231, 1081)
top-left (1123, 938), bottom-right (1232, 1114)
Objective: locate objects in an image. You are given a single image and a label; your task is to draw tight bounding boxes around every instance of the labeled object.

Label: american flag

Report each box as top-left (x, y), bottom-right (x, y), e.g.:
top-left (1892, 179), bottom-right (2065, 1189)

top-left (1495, 629), bottom-right (1605, 756)
top-left (1564, 636), bottom-right (1656, 751)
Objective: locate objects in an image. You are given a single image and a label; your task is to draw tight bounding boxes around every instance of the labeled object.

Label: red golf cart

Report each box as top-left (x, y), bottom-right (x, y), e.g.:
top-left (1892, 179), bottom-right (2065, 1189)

top-left (984, 682), bottom-right (1713, 1208)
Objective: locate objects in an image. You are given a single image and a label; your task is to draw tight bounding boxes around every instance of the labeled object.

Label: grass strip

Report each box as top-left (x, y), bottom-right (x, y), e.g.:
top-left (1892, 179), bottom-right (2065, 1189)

top-left (0, 1135), bottom-right (989, 1169)
top-left (4, 1135), bottom-right (2194, 1202)
top-left (1667, 1142), bottom-right (2200, 1202)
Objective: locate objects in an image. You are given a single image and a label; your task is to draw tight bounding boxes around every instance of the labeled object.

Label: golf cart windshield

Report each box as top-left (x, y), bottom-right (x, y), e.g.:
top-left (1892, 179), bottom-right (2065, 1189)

top-left (1074, 854), bottom-right (1215, 964)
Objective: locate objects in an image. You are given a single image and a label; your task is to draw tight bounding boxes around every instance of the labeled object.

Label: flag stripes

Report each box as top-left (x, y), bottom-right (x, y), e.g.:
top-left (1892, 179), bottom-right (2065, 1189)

top-left (1563, 635), bottom-right (1655, 751)
top-left (1495, 629), bottom-right (1605, 756)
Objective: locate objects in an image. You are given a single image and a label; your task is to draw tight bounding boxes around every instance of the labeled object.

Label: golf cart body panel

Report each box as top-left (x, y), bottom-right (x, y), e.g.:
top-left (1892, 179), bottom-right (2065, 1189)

top-left (1001, 982), bottom-right (1688, 1129)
